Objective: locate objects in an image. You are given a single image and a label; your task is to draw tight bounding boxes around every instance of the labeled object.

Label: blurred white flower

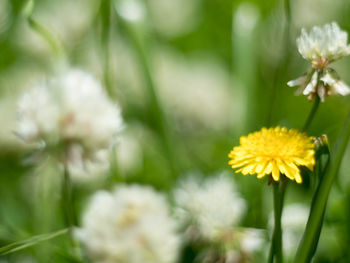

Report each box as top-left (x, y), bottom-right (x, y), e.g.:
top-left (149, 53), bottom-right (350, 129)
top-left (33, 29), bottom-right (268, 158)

top-left (148, 0), bottom-right (201, 37)
top-left (17, 81), bottom-right (60, 142)
top-left (116, 0), bottom-right (146, 22)
top-left (233, 3), bottom-right (260, 37)
top-left (222, 228), bottom-right (265, 263)
top-left (115, 132), bottom-right (143, 175)
top-left (293, 0), bottom-right (344, 29)
top-left (16, 69), bottom-right (123, 178)
top-left (78, 184), bottom-right (181, 263)
top-left (154, 49), bottom-right (238, 130)
top-left (65, 145), bottom-right (111, 182)
top-left (239, 228), bottom-right (265, 254)
top-left (269, 203), bottom-right (309, 257)
top-left (195, 226), bottom-right (265, 263)
top-left (174, 173), bottom-right (246, 242)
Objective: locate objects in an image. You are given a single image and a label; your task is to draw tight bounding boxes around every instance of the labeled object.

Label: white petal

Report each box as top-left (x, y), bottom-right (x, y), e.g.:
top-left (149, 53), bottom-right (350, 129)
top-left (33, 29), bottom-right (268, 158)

top-left (287, 75), bottom-right (307, 87)
top-left (333, 81), bottom-right (350, 96)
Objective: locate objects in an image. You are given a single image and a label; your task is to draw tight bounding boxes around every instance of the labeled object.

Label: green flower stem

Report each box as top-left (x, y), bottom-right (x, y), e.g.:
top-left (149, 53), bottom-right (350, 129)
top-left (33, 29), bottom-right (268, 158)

top-left (269, 182), bottom-right (286, 263)
top-left (113, 7), bottom-right (178, 178)
top-left (294, 110), bottom-right (350, 263)
top-left (302, 68), bottom-right (323, 132)
top-left (62, 163), bottom-right (82, 261)
top-left (302, 95), bottom-right (320, 132)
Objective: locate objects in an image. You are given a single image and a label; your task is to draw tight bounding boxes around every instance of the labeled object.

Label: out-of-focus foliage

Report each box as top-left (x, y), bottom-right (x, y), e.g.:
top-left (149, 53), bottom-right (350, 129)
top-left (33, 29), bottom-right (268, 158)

top-left (1, 0), bottom-right (350, 262)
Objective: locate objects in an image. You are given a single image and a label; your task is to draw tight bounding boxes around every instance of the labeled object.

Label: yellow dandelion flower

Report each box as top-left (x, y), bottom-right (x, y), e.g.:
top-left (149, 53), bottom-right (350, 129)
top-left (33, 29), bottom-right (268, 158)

top-left (228, 126), bottom-right (315, 183)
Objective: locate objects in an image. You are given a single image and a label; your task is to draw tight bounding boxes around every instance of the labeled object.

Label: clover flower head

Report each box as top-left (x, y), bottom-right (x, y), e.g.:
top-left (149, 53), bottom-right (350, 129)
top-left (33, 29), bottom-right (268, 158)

top-left (174, 173), bottom-right (246, 241)
top-left (78, 185), bottom-right (181, 263)
top-left (297, 22), bottom-right (350, 67)
top-left (16, 69), bottom-right (123, 179)
top-left (228, 127), bottom-right (315, 184)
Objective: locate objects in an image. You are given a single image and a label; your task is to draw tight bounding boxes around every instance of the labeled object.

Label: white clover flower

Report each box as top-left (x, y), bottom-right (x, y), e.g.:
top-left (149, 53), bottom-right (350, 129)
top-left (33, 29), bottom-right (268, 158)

top-left (297, 22), bottom-right (350, 66)
top-left (16, 81), bottom-right (60, 142)
top-left (174, 173), bottom-right (246, 242)
top-left (16, 69), bottom-right (123, 178)
top-left (288, 22), bottom-right (350, 101)
top-left (269, 203), bottom-right (309, 258)
top-left (78, 184), bottom-right (181, 263)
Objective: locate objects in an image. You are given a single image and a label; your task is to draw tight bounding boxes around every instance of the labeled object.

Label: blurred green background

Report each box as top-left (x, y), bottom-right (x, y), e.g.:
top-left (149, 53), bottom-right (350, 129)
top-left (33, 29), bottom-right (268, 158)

top-left (1, 0), bottom-right (350, 262)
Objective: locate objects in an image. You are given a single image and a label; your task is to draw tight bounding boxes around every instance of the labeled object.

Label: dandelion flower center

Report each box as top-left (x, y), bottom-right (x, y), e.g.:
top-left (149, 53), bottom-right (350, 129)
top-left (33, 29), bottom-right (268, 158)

top-left (228, 127), bottom-right (315, 183)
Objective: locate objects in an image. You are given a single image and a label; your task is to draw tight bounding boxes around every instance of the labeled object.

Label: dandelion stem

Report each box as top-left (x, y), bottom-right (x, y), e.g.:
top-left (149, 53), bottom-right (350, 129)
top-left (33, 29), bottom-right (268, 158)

top-left (302, 95), bottom-right (320, 132)
top-left (269, 182), bottom-right (286, 263)
top-left (294, 110), bottom-right (350, 262)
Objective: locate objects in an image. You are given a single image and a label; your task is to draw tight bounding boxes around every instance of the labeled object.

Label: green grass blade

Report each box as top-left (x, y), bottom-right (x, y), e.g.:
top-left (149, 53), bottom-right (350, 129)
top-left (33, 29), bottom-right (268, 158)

top-left (0, 229), bottom-right (68, 255)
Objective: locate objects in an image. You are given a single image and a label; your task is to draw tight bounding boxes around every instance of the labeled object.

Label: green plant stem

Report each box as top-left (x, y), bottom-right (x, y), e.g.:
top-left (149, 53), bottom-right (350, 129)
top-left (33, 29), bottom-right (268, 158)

top-left (62, 165), bottom-right (74, 235)
top-left (268, 182), bottom-right (286, 263)
top-left (62, 163), bottom-right (82, 261)
top-left (294, 110), bottom-right (350, 263)
top-left (302, 95), bottom-right (320, 132)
